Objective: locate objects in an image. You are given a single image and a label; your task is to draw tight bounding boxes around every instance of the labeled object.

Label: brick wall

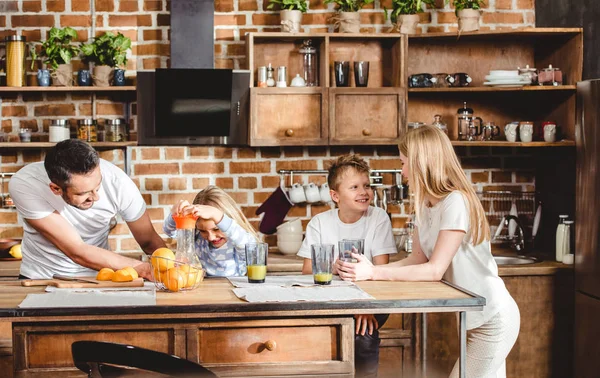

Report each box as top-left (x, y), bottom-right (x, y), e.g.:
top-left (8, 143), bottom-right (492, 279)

top-left (0, 0), bottom-right (536, 251)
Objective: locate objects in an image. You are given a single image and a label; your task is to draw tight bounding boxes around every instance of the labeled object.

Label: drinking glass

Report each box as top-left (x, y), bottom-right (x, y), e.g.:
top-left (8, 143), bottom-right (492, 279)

top-left (334, 61), bottom-right (350, 87)
top-left (311, 244), bottom-right (335, 285)
top-left (245, 242), bottom-right (268, 283)
top-left (338, 239), bottom-right (364, 263)
top-left (353, 61), bottom-right (370, 87)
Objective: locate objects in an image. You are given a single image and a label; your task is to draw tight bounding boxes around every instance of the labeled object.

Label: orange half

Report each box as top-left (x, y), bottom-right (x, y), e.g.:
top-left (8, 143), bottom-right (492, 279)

top-left (173, 213), bottom-right (199, 229)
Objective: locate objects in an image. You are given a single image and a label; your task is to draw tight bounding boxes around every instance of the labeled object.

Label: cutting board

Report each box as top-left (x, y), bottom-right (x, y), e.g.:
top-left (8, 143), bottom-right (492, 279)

top-left (21, 277), bottom-right (145, 288)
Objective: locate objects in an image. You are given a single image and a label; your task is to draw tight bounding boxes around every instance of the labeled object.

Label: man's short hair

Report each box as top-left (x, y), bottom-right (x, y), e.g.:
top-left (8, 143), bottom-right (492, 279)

top-left (44, 139), bottom-right (100, 189)
top-left (327, 154), bottom-right (370, 191)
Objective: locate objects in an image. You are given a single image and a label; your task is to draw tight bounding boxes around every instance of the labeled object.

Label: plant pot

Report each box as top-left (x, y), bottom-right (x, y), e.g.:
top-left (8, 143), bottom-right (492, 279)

top-left (457, 9), bottom-right (481, 32)
top-left (51, 64), bottom-right (73, 86)
top-left (395, 14), bottom-right (420, 34)
top-left (280, 9), bottom-right (302, 33)
top-left (335, 11), bottom-right (360, 33)
top-left (93, 65), bottom-right (113, 87)
top-left (36, 69), bottom-right (51, 86)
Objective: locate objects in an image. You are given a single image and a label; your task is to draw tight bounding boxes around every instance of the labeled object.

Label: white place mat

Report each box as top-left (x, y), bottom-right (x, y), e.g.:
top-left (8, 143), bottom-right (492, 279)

top-left (228, 274), bottom-right (354, 288)
top-left (44, 282), bottom-right (157, 293)
top-left (18, 290), bottom-right (156, 308)
top-left (233, 285), bottom-right (374, 303)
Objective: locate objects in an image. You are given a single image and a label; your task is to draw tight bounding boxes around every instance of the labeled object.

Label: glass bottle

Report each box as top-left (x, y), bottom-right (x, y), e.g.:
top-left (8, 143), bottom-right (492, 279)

top-left (431, 114), bottom-right (448, 135)
top-left (555, 214), bottom-right (569, 262)
top-left (562, 220), bottom-right (574, 262)
top-left (299, 39), bottom-right (318, 87)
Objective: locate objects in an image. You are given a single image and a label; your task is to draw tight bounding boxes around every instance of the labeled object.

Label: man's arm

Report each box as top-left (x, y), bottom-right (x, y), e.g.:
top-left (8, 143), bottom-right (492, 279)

top-left (126, 211), bottom-right (166, 255)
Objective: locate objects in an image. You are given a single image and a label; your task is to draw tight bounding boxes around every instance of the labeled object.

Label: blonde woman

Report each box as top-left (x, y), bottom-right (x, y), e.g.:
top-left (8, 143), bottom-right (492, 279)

top-left (336, 126), bottom-right (520, 378)
top-left (164, 186), bottom-right (259, 277)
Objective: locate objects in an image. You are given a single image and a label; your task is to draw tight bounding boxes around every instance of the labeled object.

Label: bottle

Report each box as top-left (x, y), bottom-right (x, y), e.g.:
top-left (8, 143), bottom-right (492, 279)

top-left (266, 63), bottom-right (275, 87)
top-left (555, 215), bottom-right (569, 262)
top-left (562, 220), bottom-right (574, 261)
top-left (299, 39), bottom-right (318, 87)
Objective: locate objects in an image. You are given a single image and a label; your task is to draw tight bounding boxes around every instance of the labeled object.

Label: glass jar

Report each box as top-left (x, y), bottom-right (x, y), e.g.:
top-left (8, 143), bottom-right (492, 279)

top-left (407, 122), bottom-right (426, 131)
top-left (518, 64), bottom-right (538, 85)
top-left (77, 119), bottom-right (97, 142)
top-left (299, 39), bottom-right (318, 87)
top-left (49, 119), bottom-right (70, 143)
top-left (5, 35), bottom-right (27, 87)
top-left (431, 114), bottom-right (448, 135)
top-left (105, 119), bottom-right (127, 142)
top-left (538, 64), bottom-right (563, 86)
top-left (457, 102), bottom-right (474, 141)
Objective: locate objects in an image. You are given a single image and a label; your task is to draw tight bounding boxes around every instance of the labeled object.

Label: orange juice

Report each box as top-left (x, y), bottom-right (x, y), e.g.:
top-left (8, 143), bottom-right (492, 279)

top-left (314, 272), bottom-right (332, 285)
top-left (247, 265), bottom-right (267, 283)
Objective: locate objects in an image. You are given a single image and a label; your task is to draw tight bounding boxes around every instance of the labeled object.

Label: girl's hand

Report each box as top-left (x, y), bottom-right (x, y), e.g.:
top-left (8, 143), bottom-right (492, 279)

top-left (189, 205), bottom-right (224, 224)
top-left (354, 314), bottom-right (379, 336)
top-left (336, 253), bottom-right (374, 281)
top-left (170, 200), bottom-right (192, 216)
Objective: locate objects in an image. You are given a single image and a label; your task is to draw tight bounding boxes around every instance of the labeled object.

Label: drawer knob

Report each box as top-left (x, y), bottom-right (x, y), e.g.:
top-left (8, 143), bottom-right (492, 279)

top-left (362, 128), bottom-right (371, 136)
top-left (285, 129), bottom-right (294, 137)
top-left (264, 340), bottom-right (277, 351)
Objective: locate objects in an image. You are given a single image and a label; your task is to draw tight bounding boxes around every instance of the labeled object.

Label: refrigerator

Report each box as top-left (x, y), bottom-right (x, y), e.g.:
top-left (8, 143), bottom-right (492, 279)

top-left (575, 79), bottom-right (600, 378)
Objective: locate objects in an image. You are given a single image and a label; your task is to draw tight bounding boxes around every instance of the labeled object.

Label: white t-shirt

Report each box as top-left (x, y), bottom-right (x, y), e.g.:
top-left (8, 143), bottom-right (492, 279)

top-left (9, 159), bottom-right (147, 279)
top-left (297, 206), bottom-right (397, 262)
top-left (417, 191), bottom-right (512, 330)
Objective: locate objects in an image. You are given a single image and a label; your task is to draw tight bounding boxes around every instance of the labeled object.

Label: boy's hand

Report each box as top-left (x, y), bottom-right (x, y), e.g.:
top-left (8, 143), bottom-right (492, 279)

top-left (355, 314), bottom-right (379, 336)
top-left (336, 253), bottom-right (374, 281)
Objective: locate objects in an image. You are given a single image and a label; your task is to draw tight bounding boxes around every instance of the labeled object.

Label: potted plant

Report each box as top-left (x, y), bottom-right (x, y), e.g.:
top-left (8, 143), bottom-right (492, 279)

top-left (449, 0), bottom-right (485, 32)
top-left (30, 27), bottom-right (79, 86)
top-left (267, 0), bottom-right (308, 33)
top-left (385, 0), bottom-right (436, 34)
top-left (80, 32), bottom-right (131, 87)
top-left (324, 0), bottom-right (374, 33)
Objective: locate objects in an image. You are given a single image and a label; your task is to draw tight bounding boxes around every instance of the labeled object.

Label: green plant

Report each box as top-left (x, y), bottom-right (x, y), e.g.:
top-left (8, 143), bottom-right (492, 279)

top-left (80, 32), bottom-right (131, 68)
top-left (30, 27), bottom-right (79, 70)
top-left (267, 0), bottom-right (308, 12)
top-left (324, 0), bottom-right (374, 12)
top-left (448, 0), bottom-right (485, 12)
top-left (384, 0), bottom-right (436, 22)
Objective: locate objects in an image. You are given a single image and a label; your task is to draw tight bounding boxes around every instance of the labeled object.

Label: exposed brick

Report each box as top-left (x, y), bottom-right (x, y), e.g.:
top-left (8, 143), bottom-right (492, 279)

top-left (96, 103), bottom-right (125, 116)
top-left (252, 13), bottom-right (280, 26)
top-left (144, 0), bottom-right (163, 11)
top-left (215, 0), bottom-right (234, 12)
top-left (95, 0), bottom-right (114, 12)
top-left (135, 43), bottom-right (170, 55)
top-left (60, 15), bottom-right (92, 27)
top-left (189, 147), bottom-right (210, 158)
top-left (482, 12), bottom-right (524, 24)
top-left (262, 176), bottom-right (280, 188)
top-left (228, 192), bottom-right (248, 204)
top-left (330, 147), bottom-right (353, 157)
top-left (241, 205), bottom-right (259, 220)
top-left (288, 206), bottom-right (308, 217)
top-left (359, 12), bottom-right (385, 25)
top-left (492, 171), bottom-right (512, 183)
top-left (495, 0), bottom-right (513, 10)
top-left (309, 0), bottom-right (327, 10)
top-left (109, 223), bottom-right (131, 235)
top-left (1, 153), bottom-right (18, 164)
top-left (141, 147), bottom-right (161, 160)
top-left (427, 26), bottom-right (446, 33)
top-left (437, 11), bottom-right (457, 24)
top-left (71, 0), bottom-right (90, 11)
top-left (515, 171), bottom-right (535, 183)
top-left (0, 16), bottom-right (7, 28)
top-left (157, 13), bottom-right (170, 26)
top-left (0, 227), bottom-right (23, 238)
top-left (216, 177), bottom-right (234, 189)
top-left (369, 159), bottom-right (402, 170)
top-left (238, 148), bottom-right (257, 159)
top-left (143, 29), bottom-right (162, 41)
top-left (216, 15), bottom-right (246, 25)
top-left (214, 147), bottom-right (233, 159)
top-left (216, 29), bottom-right (235, 41)
top-left (2, 105), bottom-right (27, 117)
top-left (282, 147), bottom-right (303, 158)
top-left (182, 162), bottom-right (225, 174)
top-left (239, 0), bottom-right (258, 11)
top-left (11, 15), bottom-right (54, 27)
top-left (109, 15), bottom-right (153, 27)
top-left (0, 2), bottom-right (18, 12)
top-left (311, 204), bottom-right (331, 216)
top-left (239, 28), bottom-right (259, 36)
top-left (193, 178), bottom-right (211, 189)
top-left (275, 160), bottom-right (317, 171)
top-left (253, 191), bottom-right (271, 204)
top-left (471, 171), bottom-right (489, 183)
top-left (119, 0), bottom-right (139, 12)
top-left (239, 177), bottom-right (257, 189)
top-left (165, 147), bottom-right (185, 160)
top-left (34, 104), bottom-right (76, 117)
top-left (461, 157), bottom-right (502, 169)
top-left (353, 147), bottom-right (375, 157)
top-left (147, 207), bottom-right (165, 221)
top-left (0, 212), bottom-right (18, 223)
top-left (23, 151), bottom-right (43, 163)
top-left (158, 193), bottom-right (197, 205)
top-left (168, 178), bottom-right (187, 190)
top-left (227, 43), bottom-right (246, 56)
top-left (135, 163), bottom-right (180, 175)
top-left (23, 1), bottom-right (42, 12)
top-left (230, 161), bottom-right (271, 174)
top-left (120, 238), bottom-right (141, 251)
top-left (143, 58), bottom-right (162, 69)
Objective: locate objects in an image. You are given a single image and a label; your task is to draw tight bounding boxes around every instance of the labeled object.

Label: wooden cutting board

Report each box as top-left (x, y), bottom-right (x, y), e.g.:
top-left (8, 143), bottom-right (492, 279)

top-left (21, 277), bottom-right (145, 288)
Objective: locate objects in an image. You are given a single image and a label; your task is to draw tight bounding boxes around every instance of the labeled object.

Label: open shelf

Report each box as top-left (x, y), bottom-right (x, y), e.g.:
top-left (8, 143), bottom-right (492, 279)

top-left (408, 27), bottom-right (583, 39)
top-left (0, 142), bottom-right (137, 148)
top-left (408, 85), bottom-right (576, 93)
top-left (0, 86), bottom-right (136, 92)
top-left (451, 140), bottom-right (574, 147)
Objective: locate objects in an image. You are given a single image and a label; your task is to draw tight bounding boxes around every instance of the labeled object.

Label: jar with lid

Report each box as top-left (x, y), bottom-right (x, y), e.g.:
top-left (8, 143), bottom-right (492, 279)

top-left (407, 122), bottom-right (426, 131)
top-left (77, 119), bottom-right (97, 142)
top-left (431, 114), bottom-right (448, 135)
top-left (538, 64), bottom-right (563, 86)
top-left (298, 39), bottom-right (318, 87)
top-left (105, 119), bottom-right (127, 142)
top-left (518, 64), bottom-right (538, 85)
top-left (49, 119), bottom-right (70, 143)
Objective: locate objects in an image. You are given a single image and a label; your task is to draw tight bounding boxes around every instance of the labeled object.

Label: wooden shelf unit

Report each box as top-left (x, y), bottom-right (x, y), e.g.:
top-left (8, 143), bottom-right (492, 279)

top-left (246, 32), bottom-right (407, 147)
top-left (0, 86), bottom-right (136, 92)
top-left (407, 28), bottom-right (583, 143)
top-left (0, 142), bottom-right (137, 148)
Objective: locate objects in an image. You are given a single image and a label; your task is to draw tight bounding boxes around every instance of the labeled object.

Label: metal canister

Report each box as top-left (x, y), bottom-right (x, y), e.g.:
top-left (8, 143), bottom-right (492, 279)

top-left (49, 119), bottom-right (70, 143)
top-left (277, 66), bottom-right (287, 87)
top-left (105, 119), bottom-right (127, 142)
top-left (257, 66), bottom-right (267, 87)
top-left (77, 119), bottom-right (97, 142)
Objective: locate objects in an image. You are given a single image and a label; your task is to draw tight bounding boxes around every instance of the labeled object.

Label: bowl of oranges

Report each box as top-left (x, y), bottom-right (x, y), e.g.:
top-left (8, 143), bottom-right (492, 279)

top-left (150, 248), bottom-right (204, 292)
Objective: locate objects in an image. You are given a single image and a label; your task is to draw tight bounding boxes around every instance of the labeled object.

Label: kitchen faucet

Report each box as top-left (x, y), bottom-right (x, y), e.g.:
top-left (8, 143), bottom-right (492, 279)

top-left (493, 215), bottom-right (525, 253)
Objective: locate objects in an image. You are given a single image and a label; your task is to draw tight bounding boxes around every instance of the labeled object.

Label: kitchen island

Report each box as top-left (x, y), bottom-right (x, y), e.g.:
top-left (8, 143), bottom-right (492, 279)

top-left (0, 278), bottom-right (483, 378)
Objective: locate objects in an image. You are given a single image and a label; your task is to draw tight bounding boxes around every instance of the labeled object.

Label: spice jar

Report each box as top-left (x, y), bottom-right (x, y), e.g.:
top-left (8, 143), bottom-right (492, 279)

top-left (49, 119), bottom-right (70, 143)
top-left (538, 65), bottom-right (563, 86)
top-left (77, 119), bottom-right (97, 142)
top-left (105, 119), bottom-right (127, 142)
top-left (257, 66), bottom-right (267, 88)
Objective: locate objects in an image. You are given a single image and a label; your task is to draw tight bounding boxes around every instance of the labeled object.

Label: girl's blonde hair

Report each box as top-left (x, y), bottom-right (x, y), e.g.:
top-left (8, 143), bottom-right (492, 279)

top-left (398, 126), bottom-right (490, 245)
top-left (193, 185), bottom-right (260, 241)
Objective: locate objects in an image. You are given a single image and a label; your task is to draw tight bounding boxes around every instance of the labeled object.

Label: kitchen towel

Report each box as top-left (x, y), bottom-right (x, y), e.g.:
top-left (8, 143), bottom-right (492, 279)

top-left (255, 185), bottom-right (293, 234)
top-left (233, 285), bottom-right (374, 303)
top-left (228, 275), bottom-right (354, 288)
top-left (18, 290), bottom-right (156, 308)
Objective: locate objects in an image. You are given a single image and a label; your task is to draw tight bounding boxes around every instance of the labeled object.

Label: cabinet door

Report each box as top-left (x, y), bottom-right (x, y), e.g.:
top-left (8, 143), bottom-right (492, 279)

top-left (329, 88), bottom-right (406, 145)
top-left (249, 87), bottom-right (328, 146)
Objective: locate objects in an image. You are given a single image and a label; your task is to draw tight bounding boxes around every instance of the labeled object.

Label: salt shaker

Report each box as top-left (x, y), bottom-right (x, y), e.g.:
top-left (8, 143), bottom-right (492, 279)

top-left (266, 63), bottom-right (275, 87)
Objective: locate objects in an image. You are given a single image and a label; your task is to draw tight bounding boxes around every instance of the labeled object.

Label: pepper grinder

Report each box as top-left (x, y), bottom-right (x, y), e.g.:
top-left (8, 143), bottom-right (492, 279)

top-left (266, 63), bottom-right (275, 87)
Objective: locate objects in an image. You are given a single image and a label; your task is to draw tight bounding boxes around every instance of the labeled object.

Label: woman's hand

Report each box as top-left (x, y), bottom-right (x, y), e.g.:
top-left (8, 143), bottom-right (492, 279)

top-left (335, 253), bottom-right (374, 281)
top-left (354, 314), bottom-right (379, 336)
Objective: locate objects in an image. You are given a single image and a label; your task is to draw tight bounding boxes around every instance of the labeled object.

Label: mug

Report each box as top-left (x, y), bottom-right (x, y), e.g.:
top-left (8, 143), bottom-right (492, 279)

top-left (480, 122), bottom-right (500, 141)
top-left (543, 122), bottom-right (557, 142)
top-left (77, 69), bottom-right (91, 86)
top-left (505, 122), bottom-right (519, 142)
top-left (519, 121), bottom-right (534, 143)
top-left (113, 69), bottom-right (126, 86)
top-left (319, 183), bottom-right (332, 203)
top-left (37, 69), bottom-right (50, 86)
top-left (289, 183), bottom-right (306, 204)
top-left (304, 182), bottom-right (321, 203)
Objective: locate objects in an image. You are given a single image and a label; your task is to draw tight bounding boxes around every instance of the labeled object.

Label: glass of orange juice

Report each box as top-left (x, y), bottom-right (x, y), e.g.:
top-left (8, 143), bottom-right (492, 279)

top-left (245, 242), bottom-right (268, 283)
top-left (311, 244), bottom-right (334, 285)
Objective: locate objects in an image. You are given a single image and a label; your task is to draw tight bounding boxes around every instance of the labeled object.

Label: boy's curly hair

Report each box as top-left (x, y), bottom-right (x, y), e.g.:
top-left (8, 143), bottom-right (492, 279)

top-left (327, 154), bottom-right (370, 191)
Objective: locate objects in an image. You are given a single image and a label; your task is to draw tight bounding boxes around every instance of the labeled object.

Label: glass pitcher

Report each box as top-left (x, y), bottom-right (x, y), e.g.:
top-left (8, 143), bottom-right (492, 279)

top-left (172, 213), bottom-right (202, 266)
top-left (299, 39), bottom-right (318, 87)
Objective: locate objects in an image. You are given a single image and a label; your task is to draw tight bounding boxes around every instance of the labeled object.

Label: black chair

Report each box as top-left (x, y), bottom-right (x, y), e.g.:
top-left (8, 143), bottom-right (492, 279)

top-left (71, 340), bottom-right (217, 377)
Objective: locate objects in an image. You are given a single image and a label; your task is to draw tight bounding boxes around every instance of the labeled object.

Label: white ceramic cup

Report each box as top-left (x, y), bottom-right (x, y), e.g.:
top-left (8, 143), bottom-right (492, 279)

top-left (289, 183), bottom-right (306, 204)
top-left (543, 123), bottom-right (557, 142)
top-left (505, 122), bottom-right (519, 142)
top-left (519, 123), bottom-right (533, 143)
top-left (319, 183), bottom-right (332, 203)
top-left (304, 182), bottom-right (321, 203)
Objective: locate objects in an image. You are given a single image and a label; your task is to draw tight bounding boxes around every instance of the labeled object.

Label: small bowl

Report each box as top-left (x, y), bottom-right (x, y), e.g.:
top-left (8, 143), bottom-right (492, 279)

top-left (0, 238), bottom-right (21, 257)
top-left (277, 240), bottom-right (303, 255)
top-left (277, 233), bottom-right (303, 243)
top-left (276, 218), bottom-right (303, 234)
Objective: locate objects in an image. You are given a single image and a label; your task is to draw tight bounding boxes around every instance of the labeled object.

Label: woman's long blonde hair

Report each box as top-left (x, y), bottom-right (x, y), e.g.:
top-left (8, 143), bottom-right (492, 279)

top-left (399, 126), bottom-right (490, 245)
top-left (193, 185), bottom-right (260, 241)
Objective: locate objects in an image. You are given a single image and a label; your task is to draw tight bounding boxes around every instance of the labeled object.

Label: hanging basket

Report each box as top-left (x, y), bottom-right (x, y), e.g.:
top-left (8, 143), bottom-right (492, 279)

top-left (457, 9), bottom-right (481, 33)
top-left (51, 64), bottom-right (73, 86)
top-left (394, 14), bottom-right (420, 34)
top-left (334, 11), bottom-right (360, 33)
top-left (280, 9), bottom-right (302, 33)
top-left (93, 65), bottom-right (113, 87)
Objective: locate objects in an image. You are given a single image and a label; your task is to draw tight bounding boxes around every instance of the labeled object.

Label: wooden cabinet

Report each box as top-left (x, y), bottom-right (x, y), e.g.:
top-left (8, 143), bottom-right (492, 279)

top-left (246, 33), bottom-right (407, 147)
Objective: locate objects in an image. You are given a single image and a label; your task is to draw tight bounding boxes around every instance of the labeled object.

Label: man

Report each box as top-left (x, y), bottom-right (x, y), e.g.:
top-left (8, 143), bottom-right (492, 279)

top-left (9, 139), bottom-right (165, 279)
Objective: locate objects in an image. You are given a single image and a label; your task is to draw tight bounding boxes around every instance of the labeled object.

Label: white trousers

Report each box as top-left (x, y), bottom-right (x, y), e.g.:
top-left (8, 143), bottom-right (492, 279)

top-left (449, 297), bottom-right (520, 378)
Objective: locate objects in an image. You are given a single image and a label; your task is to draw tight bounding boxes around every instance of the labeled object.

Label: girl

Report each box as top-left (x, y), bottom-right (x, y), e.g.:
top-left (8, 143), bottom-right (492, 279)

top-left (336, 126), bottom-right (520, 378)
top-left (164, 185), bottom-right (259, 277)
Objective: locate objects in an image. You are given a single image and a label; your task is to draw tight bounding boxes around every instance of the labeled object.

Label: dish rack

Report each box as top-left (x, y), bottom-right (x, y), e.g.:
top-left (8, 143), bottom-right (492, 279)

top-left (477, 191), bottom-right (537, 242)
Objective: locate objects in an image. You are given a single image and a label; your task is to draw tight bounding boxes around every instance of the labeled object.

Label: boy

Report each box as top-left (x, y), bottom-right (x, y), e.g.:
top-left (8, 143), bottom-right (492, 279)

top-left (296, 154), bottom-right (397, 377)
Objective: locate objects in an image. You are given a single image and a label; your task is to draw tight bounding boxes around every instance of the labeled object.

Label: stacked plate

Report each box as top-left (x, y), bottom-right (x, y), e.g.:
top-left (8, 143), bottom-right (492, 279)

top-left (483, 70), bottom-right (531, 87)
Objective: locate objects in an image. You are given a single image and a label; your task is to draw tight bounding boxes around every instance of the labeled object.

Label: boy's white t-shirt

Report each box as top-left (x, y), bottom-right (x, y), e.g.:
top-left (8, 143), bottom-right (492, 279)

top-left (417, 191), bottom-right (512, 330)
top-left (297, 206), bottom-right (397, 262)
top-left (9, 159), bottom-right (146, 279)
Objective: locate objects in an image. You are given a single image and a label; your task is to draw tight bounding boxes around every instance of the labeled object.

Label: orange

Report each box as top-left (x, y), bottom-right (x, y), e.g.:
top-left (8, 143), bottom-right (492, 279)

top-left (124, 266), bottom-right (139, 280)
top-left (172, 213), bottom-right (198, 229)
top-left (96, 268), bottom-right (115, 281)
top-left (112, 269), bottom-right (134, 282)
top-left (152, 265), bottom-right (162, 282)
top-left (179, 264), bottom-right (202, 288)
top-left (165, 267), bottom-right (185, 292)
top-left (151, 248), bottom-right (175, 272)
